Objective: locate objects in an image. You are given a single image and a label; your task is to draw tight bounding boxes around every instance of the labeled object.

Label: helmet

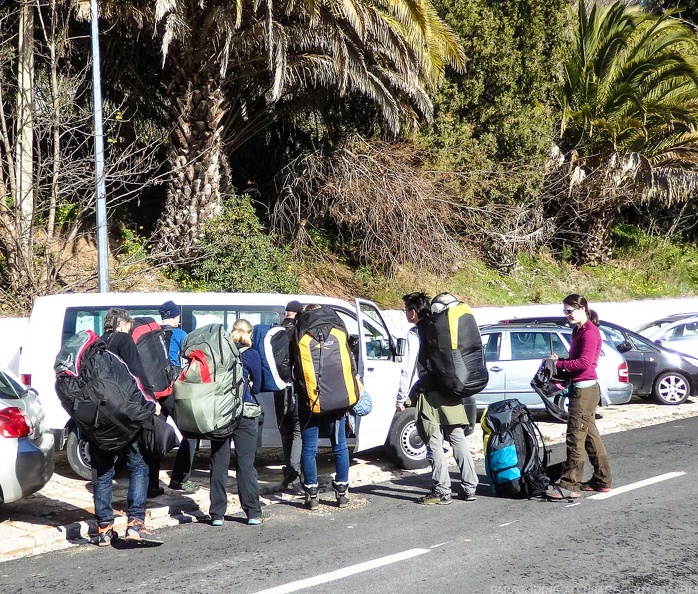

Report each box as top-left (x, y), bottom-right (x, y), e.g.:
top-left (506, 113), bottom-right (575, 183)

top-left (430, 292), bottom-right (459, 314)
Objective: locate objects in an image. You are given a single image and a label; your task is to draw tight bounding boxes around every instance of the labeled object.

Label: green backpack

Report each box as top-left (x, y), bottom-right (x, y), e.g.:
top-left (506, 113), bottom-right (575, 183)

top-left (173, 323), bottom-right (244, 439)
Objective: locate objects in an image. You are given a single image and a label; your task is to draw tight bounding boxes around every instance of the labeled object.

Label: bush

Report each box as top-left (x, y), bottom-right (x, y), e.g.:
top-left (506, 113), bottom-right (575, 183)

top-left (176, 195), bottom-right (298, 293)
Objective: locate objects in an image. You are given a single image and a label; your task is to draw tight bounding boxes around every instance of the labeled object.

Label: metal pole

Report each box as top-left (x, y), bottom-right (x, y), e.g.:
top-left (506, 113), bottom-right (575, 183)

top-left (91, 0), bottom-right (109, 292)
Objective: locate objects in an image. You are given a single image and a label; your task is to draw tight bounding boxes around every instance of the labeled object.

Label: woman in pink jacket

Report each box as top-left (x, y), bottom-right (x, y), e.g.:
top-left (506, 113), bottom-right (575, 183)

top-left (546, 294), bottom-right (612, 500)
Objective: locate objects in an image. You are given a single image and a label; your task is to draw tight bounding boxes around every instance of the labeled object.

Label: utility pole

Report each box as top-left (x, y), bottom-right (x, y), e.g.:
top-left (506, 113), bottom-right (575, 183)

top-left (90, 0), bottom-right (109, 292)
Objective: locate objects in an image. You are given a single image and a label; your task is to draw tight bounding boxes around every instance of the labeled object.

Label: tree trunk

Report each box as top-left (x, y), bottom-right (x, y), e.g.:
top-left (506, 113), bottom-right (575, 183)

top-left (573, 209), bottom-right (614, 265)
top-left (154, 73), bottom-right (231, 261)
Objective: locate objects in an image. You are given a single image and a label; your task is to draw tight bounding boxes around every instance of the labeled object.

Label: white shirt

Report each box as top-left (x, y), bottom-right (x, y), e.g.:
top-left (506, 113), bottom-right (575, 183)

top-left (396, 326), bottom-right (420, 404)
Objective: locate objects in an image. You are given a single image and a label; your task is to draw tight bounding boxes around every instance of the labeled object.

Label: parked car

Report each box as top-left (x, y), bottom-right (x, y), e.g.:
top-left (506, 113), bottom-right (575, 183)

top-left (0, 368), bottom-right (54, 503)
top-left (634, 315), bottom-right (698, 359)
top-left (635, 312), bottom-right (698, 338)
top-left (500, 317), bottom-right (698, 405)
top-left (479, 323), bottom-right (632, 419)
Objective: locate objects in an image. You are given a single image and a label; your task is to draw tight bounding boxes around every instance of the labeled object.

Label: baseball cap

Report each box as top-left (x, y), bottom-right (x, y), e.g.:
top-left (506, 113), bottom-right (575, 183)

top-left (285, 300), bottom-right (303, 313)
top-left (159, 300), bottom-right (181, 319)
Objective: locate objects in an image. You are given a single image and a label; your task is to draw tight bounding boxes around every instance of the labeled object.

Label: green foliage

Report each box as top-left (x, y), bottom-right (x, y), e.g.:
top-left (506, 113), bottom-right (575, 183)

top-left (176, 195), bottom-right (298, 294)
top-left (421, 0), bottom-right (568, 204)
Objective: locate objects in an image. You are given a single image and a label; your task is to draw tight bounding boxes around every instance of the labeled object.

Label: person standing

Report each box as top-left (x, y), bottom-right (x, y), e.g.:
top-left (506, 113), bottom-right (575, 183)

top-left (395, 292), bottom-right (430, 412)
top-left (414, 293), bottom-right (479, 505)
top-left (208, 319), bottom-right (268, 526)
top-left (546, 294), bottom-right (612, 500)
top-left (158, 300), bottom-right (199, 495)
top-left (275, 300), bottom-right (303, 491)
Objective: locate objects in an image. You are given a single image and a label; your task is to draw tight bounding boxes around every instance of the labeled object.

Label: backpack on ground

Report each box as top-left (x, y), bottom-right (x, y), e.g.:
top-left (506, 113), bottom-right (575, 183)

top-left (481, 398), bottom-right (550, 498)
top-left (292, 307), bottom-right (361, 415)
top-left (252, 324), bottom-right (292, 392)
top-left (130, 317), bottom-right (175, 398)
top-left (54, 330), bottom-right (155, 452)
top-left (417, 301), bottom-right (489, 399)
top-left (530, 358), bottom-right (571, 423)
top-left (172, 323), bottom-right (244, 439)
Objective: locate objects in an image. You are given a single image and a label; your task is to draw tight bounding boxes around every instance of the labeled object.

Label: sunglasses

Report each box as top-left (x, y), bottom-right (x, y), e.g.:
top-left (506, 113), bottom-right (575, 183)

top-left (563, 307), bottom-right (580, 315)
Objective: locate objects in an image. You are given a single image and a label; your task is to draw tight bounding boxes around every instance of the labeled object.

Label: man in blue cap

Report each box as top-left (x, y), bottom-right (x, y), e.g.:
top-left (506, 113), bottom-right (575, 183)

top-left (158, 300), bottom-right (200, 494)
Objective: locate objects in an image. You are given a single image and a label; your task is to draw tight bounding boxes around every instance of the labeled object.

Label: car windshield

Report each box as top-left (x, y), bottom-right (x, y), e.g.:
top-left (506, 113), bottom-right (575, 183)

top-left (0, 370), bottom-right (27, 399)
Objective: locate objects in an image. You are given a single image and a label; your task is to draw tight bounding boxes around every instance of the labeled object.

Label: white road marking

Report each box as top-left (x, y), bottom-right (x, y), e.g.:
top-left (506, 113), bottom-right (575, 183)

top-left (564, 502), bottom-right (581, 508)
top-left (254, 548), bottom-right (431, 594)
top-left (588, 471), bottom-right (686, 500)
top-left (499, 520), bottom-right (520, 526)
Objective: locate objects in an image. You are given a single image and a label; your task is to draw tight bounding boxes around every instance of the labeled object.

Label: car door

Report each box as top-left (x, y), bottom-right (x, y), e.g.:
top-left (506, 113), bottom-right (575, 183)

top-left (656, 320), bottom-right (698, 358)
top-left (480, 331), bottom-right (506, 403)
top-left (341, 299), bottom-right (401, 453)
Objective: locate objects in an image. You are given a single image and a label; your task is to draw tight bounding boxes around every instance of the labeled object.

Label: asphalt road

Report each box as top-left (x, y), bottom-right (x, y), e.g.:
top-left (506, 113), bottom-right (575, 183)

top-left (1, 417), bottom-right (696, 594)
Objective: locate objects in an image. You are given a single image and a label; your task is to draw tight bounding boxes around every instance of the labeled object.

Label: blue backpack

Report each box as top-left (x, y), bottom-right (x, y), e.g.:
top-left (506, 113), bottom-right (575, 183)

top-left (252, 324), bottom-right (292, 392)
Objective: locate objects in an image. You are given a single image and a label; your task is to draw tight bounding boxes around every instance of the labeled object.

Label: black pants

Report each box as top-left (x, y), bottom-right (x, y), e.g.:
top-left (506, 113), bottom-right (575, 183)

top-left (274, 386), bottom-right (301, 482)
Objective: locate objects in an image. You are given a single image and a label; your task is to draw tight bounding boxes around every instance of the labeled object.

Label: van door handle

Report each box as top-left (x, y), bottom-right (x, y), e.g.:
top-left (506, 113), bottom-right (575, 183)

top-left (366, 367), bottom-right (375, 372)
top-left (490, 366), bottom-right (503, 372)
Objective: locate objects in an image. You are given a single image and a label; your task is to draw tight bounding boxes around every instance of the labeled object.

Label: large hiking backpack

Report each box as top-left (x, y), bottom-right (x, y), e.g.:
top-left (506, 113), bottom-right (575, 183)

top-left (417, 301), bottom-right (489, 399)
top-left (172, 323), bottom-right (244, 438)
top-left (292, 307), bottom-right (361, 415)
top-left (530, 358), bottom-right (572, 423)
top-left (130, 317), bottom-right (175, 398)
top-left (481, 399), bottom-right (550, 498)
top-left (54, 330), bottom-right (154, 452)
top-left (251, 324), bottom-right (292, 392)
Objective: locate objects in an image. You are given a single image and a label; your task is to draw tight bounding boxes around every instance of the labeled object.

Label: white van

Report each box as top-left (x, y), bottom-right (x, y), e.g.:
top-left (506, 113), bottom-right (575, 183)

top-left (19, 292), bottom-right (426, 479)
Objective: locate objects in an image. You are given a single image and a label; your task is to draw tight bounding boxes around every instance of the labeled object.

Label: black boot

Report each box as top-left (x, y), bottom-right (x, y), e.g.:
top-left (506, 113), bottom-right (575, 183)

top-left (303, 483), bottom-right (319, 511)
top-left (333, 480), bottom-right (349, 508)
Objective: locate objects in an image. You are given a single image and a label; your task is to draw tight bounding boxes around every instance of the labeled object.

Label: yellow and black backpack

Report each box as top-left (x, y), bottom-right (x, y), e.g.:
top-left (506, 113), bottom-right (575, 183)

top-left (292, 307), bottom-right (361, 415)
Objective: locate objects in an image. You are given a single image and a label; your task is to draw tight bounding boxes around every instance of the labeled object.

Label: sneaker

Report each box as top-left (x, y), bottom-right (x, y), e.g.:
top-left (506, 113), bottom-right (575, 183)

top-left (97, 523), bottom-right (117, 547)
top-left (458, 488), bottom-right (477, 502)
top-left (168, 480), bottom-right (199, 494)
top-left (125, 519), bottom-right (163, 545)
top-left (211, 519), bottom-right (223, 527)
top-left (147, 487), bottom-right (165, 498)
top-left (248, 511), bottom-right (270, 525)
top-left (418, 490), bottom-right (452, 505)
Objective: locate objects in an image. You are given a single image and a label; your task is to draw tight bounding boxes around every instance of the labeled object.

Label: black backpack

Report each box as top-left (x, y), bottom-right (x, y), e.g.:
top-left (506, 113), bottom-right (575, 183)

top-left (130, 317), bottom-right (175, 398)
top-left (54, 330), bottom-right (155, 452)
top-left (252, 324), bottom-right (292, 391)
top-left (481, 399), bottom-right (550, 498)
top-left (531, 358), bottom-right (571, 423)
top-left (417, 302), bottom-right (489, 399)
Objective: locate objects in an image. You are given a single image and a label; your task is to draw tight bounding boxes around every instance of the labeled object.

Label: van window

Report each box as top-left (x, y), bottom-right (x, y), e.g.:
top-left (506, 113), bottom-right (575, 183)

top-left (185, 307), bottom-right (282, 333)
top-left (63, 307), bottom-right (162, 344)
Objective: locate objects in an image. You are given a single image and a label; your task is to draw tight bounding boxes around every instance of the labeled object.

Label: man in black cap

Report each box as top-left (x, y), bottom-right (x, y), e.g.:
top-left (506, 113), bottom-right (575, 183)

top-left (275, 300), bottom-right (303, 491)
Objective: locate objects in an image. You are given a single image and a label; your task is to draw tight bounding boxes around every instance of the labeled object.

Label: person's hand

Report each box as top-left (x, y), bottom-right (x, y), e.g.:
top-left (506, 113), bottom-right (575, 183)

top-left (154, 401), bottom-right (162, 415)
top-left (548, 353), bottom-right (559, 361)
top-left (396, 402), bottom-right (405, 412)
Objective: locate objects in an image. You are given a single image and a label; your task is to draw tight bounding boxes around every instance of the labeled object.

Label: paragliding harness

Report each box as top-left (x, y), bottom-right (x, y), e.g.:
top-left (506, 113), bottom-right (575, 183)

top-left (530, 358), bottom-right (572, 423)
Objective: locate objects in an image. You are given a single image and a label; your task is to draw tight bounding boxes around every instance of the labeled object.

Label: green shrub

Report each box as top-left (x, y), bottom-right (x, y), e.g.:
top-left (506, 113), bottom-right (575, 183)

top-left (177, 195), bottom-right (298, 293)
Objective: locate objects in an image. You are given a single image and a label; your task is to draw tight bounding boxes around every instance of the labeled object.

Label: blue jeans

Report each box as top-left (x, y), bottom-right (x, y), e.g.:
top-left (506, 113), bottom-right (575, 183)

top-left (90, 440), bottom-right (148, 525)
top-left (300, 412), bottom-right (349, 485)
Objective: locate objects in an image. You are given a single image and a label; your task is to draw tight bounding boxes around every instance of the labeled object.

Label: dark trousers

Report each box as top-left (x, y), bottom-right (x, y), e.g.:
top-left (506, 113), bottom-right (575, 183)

top-left (560, 383), bottom-right (612, 490)
top-left (274, 387), bottom-right (301, 482)
top-left (147, 394), bottom-right (198, 489)
top-left (209, 416), bottom-right (261, 521)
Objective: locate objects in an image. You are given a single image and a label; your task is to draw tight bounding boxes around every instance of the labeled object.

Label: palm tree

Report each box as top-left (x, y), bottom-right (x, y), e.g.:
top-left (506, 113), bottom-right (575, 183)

top-left (551, 0), bottom-right (698, 264)
top-left (99, 0), bottom-right (464, 260)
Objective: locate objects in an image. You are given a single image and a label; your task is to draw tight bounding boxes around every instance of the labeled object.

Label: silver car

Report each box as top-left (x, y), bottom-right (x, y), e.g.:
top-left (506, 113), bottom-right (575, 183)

top-left (479, 324), bottom-right (633, 413)
top-left (0, 368), bottom-right (54, 503)
top-left (635, 315), bottom-right (698, 360)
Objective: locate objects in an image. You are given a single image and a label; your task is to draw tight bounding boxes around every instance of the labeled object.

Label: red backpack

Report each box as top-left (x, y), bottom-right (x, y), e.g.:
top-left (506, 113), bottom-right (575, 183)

top-left (130, 317), bottom-right (175, 398)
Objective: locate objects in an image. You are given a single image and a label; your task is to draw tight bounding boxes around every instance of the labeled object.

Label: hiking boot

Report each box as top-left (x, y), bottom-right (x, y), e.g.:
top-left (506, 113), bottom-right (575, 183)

top-left (332, 480), bottom-right (349, 508)
top-left (303, 483), bottom-right (319, 511)
top-left (281, 468), bottom-right (300, 490)
top-left (248, 510), bottom-right (271, 525)
top-left (458, 488), bottom-right (477, 502)
top-left (97, 523), bottom-right (117, 547)
top-left (418, 489), bottom-right (452, 505)
top-left (147, 486), bottom-right (165, 498)
top-left (125, 519), bottom-right (163, 545)
top-left (168, 479), bottom-right (199, 494)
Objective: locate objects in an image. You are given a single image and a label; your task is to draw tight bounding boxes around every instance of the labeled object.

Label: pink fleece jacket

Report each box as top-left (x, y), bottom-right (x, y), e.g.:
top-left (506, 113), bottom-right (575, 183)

top-left (555, 320), bottom-right (601, 382)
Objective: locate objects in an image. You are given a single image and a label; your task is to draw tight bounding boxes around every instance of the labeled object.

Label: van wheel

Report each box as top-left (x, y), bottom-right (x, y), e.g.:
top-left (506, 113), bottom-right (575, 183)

top-left (66, 429), bottom-right (92, 480)
top-left (384, 409), bottom-right (429, 470)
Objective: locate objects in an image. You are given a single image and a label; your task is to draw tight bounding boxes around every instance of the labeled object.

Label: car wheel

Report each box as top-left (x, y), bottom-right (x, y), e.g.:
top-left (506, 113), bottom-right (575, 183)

top-left (66, 429), bottom-right (93, 480)
top-left (384, 409), bottom-right (429, 470)
top-left (653, 371), bottom-right (690, 405)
